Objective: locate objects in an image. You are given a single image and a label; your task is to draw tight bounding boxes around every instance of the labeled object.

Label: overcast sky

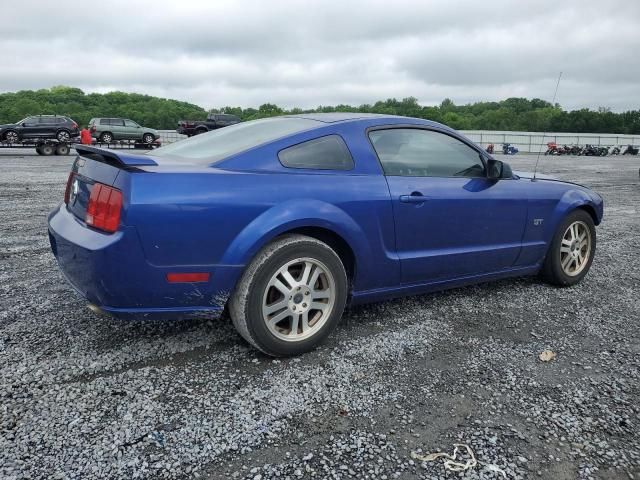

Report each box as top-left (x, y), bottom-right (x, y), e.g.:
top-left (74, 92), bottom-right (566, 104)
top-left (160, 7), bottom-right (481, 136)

top-left (3, 0), bottom-right (638, 111)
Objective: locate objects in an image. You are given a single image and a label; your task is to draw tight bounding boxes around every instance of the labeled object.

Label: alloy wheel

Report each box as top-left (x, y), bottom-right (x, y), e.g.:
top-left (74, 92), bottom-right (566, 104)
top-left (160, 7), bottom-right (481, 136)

top-left (5, 131), bottom-right (18, 143)
top-left (57, 131), bottom-right (70, 142)
top-left (261, 257), bottom-right (336, 342)
top-left (560, 220), bottom-right (591, 276)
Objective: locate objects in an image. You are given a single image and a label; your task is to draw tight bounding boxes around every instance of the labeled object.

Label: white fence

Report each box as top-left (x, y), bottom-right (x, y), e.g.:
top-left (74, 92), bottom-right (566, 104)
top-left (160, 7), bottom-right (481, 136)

top-left (460, 130), bottom-right (640, 154)
top-left (158, 129), bottom-right (640, 154)
top-left (158, 130), bottom-right (187, 144)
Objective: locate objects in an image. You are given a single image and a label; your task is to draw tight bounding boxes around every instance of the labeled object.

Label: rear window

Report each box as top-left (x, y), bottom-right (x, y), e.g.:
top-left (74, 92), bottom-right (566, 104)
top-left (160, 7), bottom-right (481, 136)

top-left (278, 135), bottom-right (354, 170)
top-left (153, 117), bottom-right (321, 163)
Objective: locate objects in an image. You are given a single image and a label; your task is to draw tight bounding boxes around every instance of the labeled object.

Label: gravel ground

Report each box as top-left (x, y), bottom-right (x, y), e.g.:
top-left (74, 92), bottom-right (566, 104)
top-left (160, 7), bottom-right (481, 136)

top-left (0, 150), bottom-right (638, 480)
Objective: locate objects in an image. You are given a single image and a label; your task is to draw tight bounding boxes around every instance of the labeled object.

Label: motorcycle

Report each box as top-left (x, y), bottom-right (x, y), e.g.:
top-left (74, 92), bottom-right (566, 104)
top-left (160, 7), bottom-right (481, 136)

top-left (623, 145), bottom-right (639, 155)
top-left (544, 142), bottom-right (560, 155)
top-left (581, 144), bottom-right (599, 156)
top-left (486, 144), bottom-right (494, 154)
top-left (502, 143), bottom-right (519, 155)
top-left (559, 145), bottom-right (573, 155)
top-left (569, 145), bottom-right (582, 156)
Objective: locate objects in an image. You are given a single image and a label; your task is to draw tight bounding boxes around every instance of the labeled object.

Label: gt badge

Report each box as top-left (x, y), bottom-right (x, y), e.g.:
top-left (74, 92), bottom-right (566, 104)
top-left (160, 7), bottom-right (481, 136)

top-left (533, 218), bottom-right (544, 226)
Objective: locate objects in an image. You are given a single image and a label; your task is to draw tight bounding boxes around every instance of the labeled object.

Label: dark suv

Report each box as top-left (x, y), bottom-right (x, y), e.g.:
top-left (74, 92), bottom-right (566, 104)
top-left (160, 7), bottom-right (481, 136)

top-left (0, 115), bottom-right (80, 143)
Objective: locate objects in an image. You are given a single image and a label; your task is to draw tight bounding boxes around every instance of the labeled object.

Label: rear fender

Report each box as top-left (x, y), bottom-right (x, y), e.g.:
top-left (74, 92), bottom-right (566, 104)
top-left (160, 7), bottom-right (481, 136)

top-left (220, 199), bottom-right (371, 282)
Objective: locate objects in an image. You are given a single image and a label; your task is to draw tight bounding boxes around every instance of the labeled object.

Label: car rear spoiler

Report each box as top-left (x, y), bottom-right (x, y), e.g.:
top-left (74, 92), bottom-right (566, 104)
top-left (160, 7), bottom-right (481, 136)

top-left (75, 145), bottom-right (158, 168)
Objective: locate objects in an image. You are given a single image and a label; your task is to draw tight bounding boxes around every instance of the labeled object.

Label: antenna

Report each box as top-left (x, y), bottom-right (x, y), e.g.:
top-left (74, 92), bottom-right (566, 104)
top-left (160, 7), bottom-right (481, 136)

top-left (532, 71), bottom-right (563, 181)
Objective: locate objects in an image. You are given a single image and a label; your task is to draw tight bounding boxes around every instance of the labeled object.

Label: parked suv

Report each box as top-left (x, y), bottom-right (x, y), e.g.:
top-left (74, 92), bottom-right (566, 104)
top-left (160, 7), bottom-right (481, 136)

top-left (89, 118), bottom-right (159, 144)
top-left (0, 115), bottom-right (79, 143)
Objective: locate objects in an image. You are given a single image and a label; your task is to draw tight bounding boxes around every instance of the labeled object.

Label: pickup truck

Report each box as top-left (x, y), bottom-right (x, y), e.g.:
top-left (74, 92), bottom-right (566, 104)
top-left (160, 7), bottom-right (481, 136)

top-left (176, 113), bottom-right (241, 136)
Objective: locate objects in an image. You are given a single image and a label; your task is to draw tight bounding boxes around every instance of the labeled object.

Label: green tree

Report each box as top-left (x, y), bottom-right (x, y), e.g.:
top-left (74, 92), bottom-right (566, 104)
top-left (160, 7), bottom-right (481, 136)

top-left (1, 86), bottom-right (638, 134)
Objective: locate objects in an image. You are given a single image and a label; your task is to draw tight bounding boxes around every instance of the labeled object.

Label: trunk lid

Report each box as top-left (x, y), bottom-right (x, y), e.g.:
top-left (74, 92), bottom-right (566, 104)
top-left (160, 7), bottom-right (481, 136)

top-left (66, 146), bottom-right (155, 223)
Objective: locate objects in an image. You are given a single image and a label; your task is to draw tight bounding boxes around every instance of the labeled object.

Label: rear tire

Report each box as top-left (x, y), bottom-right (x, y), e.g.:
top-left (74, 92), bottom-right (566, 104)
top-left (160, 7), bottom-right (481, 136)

top-left (142, 133), bottom-right (155, 144)
top-left (56, 130), bottom-right (71, 142)
top-left (55, 144), bottom-right (70, 156)
top-left (99, 132), bottom-right (113, 143)
top-left (194, 128), bottom-right (208, 135)
top-left (4, 130), bottom-right (19, 143)
top-left (229, 234), bottom-right (348, 357)
top-left (541, 209), bottom-right (596, 287)
top-left (41, 144), bottom-right (55, 156)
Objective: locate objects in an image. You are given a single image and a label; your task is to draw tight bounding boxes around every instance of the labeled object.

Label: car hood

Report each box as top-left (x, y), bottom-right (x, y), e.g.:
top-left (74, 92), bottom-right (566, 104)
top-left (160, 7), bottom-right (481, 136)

top-left (514, 170), bottom-right (594, 191)
top-left (0, 123), bottom-right (16, 129)
top-left (513, 170), bottom-right (557, 181)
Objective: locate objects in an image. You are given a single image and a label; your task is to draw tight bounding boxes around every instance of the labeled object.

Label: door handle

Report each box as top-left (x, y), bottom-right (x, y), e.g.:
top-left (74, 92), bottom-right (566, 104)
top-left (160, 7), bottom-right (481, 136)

top-left (399, 192), bottom-right (427, 203)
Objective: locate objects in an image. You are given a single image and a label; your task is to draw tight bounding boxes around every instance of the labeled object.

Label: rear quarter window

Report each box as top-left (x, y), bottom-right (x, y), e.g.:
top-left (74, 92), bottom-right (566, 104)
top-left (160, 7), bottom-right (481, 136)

top-left (278, 135), bottom-right (354, 170)
top-left (152, 117), bottom-right (321, 164)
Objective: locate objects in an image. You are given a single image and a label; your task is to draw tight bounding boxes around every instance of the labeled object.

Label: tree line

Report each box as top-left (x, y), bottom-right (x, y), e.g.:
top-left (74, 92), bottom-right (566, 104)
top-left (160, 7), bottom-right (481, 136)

top-left (1, 86), bottom-right (639, 134)
top-left (0, 86), bottom-right (206, 131)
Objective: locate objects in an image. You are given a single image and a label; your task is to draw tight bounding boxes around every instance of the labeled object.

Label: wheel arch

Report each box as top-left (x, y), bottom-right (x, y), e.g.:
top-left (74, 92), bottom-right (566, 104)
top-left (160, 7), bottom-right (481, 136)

top-left (574, 204), bottom-right (599, 226)
top-left (220, 200), bottom-right (370, 290)
top-left (279, 226), bottom-right (356, 283)
top-left (551, 188), bottom-right (603, 233)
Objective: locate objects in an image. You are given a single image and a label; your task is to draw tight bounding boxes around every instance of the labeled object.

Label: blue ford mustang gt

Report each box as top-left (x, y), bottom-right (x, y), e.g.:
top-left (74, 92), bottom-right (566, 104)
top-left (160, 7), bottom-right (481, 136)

top-left (48, 113), bottom-right (603, 356)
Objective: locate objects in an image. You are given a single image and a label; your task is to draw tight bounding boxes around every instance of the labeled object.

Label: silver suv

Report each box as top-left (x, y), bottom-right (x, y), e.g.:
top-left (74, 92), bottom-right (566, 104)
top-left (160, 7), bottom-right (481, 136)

top-left (89, 118), bottom-right (158, 144)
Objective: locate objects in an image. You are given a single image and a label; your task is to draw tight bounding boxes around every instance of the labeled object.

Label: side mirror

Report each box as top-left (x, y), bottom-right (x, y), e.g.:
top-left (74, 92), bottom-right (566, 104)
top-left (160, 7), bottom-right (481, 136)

top-left (487, 158), bottom-right (513, 179)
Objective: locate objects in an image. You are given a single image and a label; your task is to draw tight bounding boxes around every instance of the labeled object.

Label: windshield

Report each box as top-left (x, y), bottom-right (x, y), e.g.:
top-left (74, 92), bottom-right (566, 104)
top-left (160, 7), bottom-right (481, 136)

top-left (153, 117), bottom-right (321, 163)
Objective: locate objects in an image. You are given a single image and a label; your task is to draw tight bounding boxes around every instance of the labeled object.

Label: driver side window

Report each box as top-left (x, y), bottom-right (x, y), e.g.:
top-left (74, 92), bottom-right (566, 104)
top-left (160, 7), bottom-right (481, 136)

top-left (369, 128), bottom-right (485, 178)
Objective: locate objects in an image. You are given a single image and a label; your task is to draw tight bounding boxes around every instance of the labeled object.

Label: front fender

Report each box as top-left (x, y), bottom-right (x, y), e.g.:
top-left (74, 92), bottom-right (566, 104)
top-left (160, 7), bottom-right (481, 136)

top-left (549, 188), bottom-right (603, 235)
top-left (219, 198), bottom-right (373, 276)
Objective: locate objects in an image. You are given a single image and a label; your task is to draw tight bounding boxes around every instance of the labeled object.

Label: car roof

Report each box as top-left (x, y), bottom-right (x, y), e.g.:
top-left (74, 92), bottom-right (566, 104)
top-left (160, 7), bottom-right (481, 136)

top-left (285, 112), bottom-right (408, 123)
top-left (284, 112), bottom-right (446, 130)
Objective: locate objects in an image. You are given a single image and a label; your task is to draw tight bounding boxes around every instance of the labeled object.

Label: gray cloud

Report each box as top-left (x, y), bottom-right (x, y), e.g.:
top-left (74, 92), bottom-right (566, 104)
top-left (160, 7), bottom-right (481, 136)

top-left (2, 0), bottom-right (638, 111)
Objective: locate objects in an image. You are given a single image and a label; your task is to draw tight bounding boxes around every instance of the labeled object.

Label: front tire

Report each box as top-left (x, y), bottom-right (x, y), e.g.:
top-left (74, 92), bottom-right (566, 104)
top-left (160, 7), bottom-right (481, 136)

top-left (229, 234), bottom-right (348, 357)
top-left (541, 209), bottom-right (596, 287)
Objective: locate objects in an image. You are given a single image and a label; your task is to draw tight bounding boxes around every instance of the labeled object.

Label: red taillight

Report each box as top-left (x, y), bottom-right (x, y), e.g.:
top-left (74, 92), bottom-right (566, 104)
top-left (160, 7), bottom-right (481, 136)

top-left (90, 126), bottom-right (96, 132)
top-left (64, 172), bottom-right (75, 204)
top-left (72, 122), bottom-right (78, 129)
top-left (166, 273), bottom-right (210, 283)
top-left (86, 183), bottom-right (122, 233)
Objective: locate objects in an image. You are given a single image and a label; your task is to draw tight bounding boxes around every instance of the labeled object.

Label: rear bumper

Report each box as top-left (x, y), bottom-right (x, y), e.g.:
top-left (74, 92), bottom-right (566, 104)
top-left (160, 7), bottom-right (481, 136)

top-left (47, 204), bottom-right (243, 320)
